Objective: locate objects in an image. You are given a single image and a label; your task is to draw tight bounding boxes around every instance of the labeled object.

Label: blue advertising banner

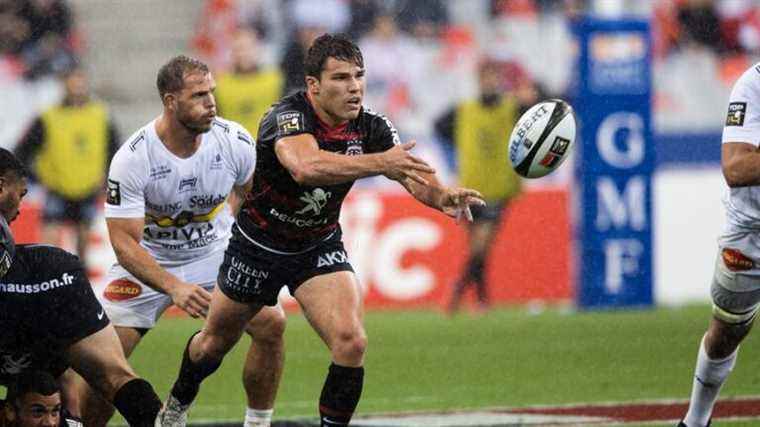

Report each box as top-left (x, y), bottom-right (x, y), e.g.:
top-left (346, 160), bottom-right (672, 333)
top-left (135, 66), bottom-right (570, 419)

top-left (574, 18), bottom-right (654, 309)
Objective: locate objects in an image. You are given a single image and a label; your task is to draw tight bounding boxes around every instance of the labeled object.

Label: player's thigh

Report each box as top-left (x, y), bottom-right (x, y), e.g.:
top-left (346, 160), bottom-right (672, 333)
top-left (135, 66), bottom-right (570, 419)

top-left (113, 326), bottom-right (144, 358)
top-left (98, 271), bottom-right (174, 330)
top-left (66, 324), bottom-right (136, 400)
top-left (294, 271), bottom-right (364, 346)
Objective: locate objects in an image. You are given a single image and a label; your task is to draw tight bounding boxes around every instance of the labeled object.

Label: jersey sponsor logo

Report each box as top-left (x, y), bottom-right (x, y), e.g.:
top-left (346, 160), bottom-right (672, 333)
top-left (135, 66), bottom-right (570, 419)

top-left (104, 279), bottom-right (142, 301)
top-left (0, 351), bottom-right (32, 375)
top-left (146, 201), bottom-right (225, 228)
top-left (277, 111), bottom-right (303, 134)
top-left (225, 256), bottom-right (269, 292)
top-left (726, 102), bottom-right (747, 126)
top-left (316, 249), bottom-right (348, 267)
top-left (146, 200), bottom-right (182, 214)
top-left (178, 177), bottom-right (198, 192)
top-left (106, 179), bottom-right (121, 205)
top-left (149, 164), bottom-right (172, 180)
top-left (210, 153), bottom-right (223, 170)
top-left (270, 207), bottom-right (329, 228)
top-left (296, 188), bottom-right (332, 216)
top-left (365, 107), bottom-right (401, 145)
top-left (722, 248), bottom-right (754, 271)
top-left (0, 272), bottom-right (76, 294)
top-left (144, 221), bottom-right (216, 240)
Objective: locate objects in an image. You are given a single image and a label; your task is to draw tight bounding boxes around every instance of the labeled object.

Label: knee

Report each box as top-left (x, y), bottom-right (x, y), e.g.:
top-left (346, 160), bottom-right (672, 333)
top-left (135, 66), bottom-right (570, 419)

top-left (197, 332), bottom-right (236, 362)
top-left (246, 309), bottom-right (287, 346)
top-left (331, 327), bottom-right (368, 362)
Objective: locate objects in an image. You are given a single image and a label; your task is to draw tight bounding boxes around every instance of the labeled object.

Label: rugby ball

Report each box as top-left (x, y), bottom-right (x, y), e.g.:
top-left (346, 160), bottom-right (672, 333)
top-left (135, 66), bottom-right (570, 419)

top-left (508, 99), bottom-right (576, 178)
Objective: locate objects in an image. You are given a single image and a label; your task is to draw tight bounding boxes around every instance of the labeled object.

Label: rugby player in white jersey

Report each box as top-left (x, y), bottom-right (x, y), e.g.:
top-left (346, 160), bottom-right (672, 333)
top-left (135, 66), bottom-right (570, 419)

top-left (679, 63), bottom-right (760, 427)
top-left (77, 55), bottom-right (286, 427)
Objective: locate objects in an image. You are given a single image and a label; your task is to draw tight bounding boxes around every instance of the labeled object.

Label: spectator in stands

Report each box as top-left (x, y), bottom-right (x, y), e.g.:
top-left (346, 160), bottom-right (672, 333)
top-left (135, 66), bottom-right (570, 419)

top-left (677, 0), bottom-right (726, 53)
top-left (346, 0), bottom-right (384, 40)
top-left (280, 25), bottom-right (323, 96)
top-left (17, 0), bottom-right (77, 79)
top-left (1, 371), bottom-right (66, 427)
top-left (435, 58), bottom-right (527, 315)
top-left (0, 1), bottom-right (29, 57)
top-left (15, 64), bottom-right (119, 271)
top-left (216, 26), bottom-right (283, 138)
top-left (393, 0), bottom-right (449, 39)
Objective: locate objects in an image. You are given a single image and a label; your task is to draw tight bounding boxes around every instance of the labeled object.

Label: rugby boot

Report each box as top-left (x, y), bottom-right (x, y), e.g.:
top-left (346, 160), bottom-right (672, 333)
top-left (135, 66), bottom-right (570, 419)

top-left (156, 394), bottom-right (190, 427)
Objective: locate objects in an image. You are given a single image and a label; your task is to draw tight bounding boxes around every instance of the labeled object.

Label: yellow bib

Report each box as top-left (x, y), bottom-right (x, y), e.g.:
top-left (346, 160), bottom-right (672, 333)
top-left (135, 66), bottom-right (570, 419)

top-left (454, 98), bottom-right (522, 202)
top-left (215, 69), bottom-right (283, 137)
top-left (38, 102), bottom-right (109, 199)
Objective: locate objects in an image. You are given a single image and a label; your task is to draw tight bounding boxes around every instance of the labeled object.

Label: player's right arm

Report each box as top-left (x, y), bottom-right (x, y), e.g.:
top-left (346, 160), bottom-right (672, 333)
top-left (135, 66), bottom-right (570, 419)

top-left (106, 217), bottom-right (210, 318)
top-left (722, 67), bottom-right (760, 188)
top-left (274, 134), bottom-right (435, 186)
top-left (105, 140), bottom-right (210, 318)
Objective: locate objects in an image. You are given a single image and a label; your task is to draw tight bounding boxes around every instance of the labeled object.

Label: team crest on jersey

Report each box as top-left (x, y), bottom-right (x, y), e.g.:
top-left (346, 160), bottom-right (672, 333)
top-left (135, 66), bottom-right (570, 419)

top-left (277, 111), bottom-right (302, 134)
top-left (107, 179), bottom-right (121, 205)
top-left (210, 153), bottom-right (223, 170)
top-left (296, 188), bottom-right (331, 216)
top-left (726, 102), bottom-right (747, 126)
top-left (346, 140), bottom-right (363, 156)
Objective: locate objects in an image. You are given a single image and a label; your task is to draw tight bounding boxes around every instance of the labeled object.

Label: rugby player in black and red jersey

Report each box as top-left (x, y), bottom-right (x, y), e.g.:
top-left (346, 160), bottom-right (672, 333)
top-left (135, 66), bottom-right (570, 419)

top-left (160, 33), bottom-right (485, 427)
top-left (0, 148), bottom-right (162, 426)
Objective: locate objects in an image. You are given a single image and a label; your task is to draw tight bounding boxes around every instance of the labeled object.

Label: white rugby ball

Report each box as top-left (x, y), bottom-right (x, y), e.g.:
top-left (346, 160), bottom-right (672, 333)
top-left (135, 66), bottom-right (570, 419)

top-left (508, 99), bottom-right (576, 178)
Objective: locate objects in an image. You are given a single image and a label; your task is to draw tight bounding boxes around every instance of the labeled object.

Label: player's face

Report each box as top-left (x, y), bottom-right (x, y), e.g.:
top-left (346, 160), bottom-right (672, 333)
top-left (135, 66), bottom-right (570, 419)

top-left (13, 393), bottom-right (61, 427)
top-left (310, 57), bottom-right (364, 124)
top-left (0, 173), bottom-right (27, 224)
top-left (173, 71), bottom-right (217, 134)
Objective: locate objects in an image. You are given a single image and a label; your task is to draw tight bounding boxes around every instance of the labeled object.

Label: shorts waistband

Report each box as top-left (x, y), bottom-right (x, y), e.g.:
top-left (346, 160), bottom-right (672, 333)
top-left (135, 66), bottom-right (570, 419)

top-left (235, 223), bottom-right (336, 255)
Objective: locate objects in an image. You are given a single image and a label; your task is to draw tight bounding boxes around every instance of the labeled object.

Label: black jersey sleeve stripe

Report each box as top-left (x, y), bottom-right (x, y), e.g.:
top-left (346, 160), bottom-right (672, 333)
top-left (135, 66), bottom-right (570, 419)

top-left (213, 119), bottom-right (230, 133)
top-left (128, 134), bottom-right (145, 152)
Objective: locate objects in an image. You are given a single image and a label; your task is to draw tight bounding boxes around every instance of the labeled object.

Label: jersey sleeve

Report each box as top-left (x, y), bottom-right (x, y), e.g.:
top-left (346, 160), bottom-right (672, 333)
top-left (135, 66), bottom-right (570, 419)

top-left (232, 124), bottom-right (257, 186)
top-left (270, 97), bottom-right (317, 141)
top-left (104, 144), bottom-right (147, 218)
top-left (723, 66), bottom-right (760, 146)
top-left (365, 110), bottom-right (401, 153)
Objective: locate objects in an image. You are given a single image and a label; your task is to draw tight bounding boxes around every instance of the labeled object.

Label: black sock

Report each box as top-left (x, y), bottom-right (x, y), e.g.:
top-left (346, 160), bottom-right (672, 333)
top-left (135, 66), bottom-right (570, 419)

top-left (170, 331), bottom-right (222, 406)
top-left (319, 363), bottom-right (364, 427)
top-left (112, 378), bottom-right (161, 427)
top-left (467, 254), bottom-right (485, 285)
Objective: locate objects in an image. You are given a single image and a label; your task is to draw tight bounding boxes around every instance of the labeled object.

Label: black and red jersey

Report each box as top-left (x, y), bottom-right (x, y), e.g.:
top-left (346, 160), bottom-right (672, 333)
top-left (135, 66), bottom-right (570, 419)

top-left (238, 91), bottom-right (400, 252)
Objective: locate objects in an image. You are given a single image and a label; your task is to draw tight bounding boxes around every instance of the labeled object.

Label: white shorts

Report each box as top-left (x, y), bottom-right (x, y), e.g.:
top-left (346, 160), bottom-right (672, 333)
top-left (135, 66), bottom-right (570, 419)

top-left (96, 250), bottom-right (225, 329)
top-left (711, 247), bottom-right (760, 324)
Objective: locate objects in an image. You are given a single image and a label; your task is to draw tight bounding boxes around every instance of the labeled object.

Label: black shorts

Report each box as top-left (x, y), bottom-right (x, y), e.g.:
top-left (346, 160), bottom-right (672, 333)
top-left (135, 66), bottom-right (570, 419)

top-left (42, 191), bottom-right (99, 223)
top-left (218, 226), bottom-right (354, 306)
top-left (0, 271), bottom-right (110, 384)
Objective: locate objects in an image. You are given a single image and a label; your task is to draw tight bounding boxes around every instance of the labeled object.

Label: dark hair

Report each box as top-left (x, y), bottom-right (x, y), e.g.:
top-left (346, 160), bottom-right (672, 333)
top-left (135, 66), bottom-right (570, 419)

top-left (304, 33), bottom-right (363, 79)
top-left (0, 148), bottom-right (27, 180)
top-left (7, 371), bottom-right (61, 404)
top-left (156, 55), bottom-right (210, 98)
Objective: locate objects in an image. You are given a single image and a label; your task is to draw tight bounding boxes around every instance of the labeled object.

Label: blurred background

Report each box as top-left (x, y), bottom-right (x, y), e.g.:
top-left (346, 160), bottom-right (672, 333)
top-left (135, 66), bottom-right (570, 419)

top-left (4, 1), bottom-right (760, 425)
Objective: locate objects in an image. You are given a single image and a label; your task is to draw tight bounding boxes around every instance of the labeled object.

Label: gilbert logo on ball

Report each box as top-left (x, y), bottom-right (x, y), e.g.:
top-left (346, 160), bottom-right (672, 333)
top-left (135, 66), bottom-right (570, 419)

top-left (508, 99), bottom-right (576, 178)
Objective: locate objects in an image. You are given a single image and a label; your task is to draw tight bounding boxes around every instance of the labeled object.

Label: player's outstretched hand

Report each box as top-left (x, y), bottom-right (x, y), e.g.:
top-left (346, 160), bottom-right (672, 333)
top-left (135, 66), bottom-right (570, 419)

top-left (440, 187), bottom-right (486, 223)
top-left (382, 141), bottom-right (436, 185)
top-left (168, 282), bottom-right (212, 318)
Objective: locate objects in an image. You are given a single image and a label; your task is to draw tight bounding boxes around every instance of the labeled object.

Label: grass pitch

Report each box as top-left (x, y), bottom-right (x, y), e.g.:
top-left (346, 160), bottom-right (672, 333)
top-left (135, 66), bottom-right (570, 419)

top-left (123, 304), bottom-right (760, 424)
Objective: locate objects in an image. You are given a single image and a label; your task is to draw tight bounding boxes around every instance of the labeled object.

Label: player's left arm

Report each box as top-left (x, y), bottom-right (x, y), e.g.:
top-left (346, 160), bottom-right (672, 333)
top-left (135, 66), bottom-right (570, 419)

top-left (396, 171), bottom-right (485, 221)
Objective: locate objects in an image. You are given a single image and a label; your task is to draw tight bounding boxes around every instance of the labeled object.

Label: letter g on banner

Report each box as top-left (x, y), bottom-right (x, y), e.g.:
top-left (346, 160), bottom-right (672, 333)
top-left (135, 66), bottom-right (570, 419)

top-left (596, 112), bottom-right (645, 169)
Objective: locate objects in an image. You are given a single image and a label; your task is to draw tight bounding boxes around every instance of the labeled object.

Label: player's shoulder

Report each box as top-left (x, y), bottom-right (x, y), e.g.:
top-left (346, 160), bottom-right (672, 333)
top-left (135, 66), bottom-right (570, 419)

top-left (15, 244), bottom-right (83, 273)
top-left (112, 123), bottom-right (151, 163)
top-left (360, 106), bottom-right (401, 145)
top-left (267, 92), bottom-right (310, 120)
top-left (732, 63), bottom-right (760, 93)
top-left (209, 116), bottom-right (255, 148)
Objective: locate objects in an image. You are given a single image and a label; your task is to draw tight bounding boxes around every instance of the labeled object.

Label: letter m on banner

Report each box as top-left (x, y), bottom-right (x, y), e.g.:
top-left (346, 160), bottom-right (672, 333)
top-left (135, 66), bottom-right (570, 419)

top-left (573, 17), bottom-right (654, 309)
